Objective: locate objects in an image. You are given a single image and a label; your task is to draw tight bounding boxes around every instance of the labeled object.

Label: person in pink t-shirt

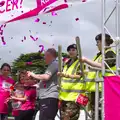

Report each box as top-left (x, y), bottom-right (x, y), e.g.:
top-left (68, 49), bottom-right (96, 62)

top-left (11, 84), bottom-right (24, 120)
top-left (0, 63), bottom-right (15, 120)
top-left (10, 70), bottom-right (36, 120)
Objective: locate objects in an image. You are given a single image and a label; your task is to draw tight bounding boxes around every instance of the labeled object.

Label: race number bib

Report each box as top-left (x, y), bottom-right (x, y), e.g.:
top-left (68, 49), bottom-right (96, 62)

top-left (12, 101), bottom-right (21, 109)
top-left (2, 81), bottom-right (12, 91)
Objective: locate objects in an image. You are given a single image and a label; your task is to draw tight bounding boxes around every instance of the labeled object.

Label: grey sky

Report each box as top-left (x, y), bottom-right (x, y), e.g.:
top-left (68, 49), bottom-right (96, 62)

top-left (0, 0), bottom-right (120, 66)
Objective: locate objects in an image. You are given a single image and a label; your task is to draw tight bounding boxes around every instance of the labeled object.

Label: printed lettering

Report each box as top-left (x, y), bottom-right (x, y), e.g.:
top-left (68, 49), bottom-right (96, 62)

top-left (12, 0), bottom-right (19, 10)
top-left (6, 0), bottom-right (11, 12)
top-left (41, 0), bottom-right (50, 6)
top-left (0, 0), bottom-right (22, 14)
top-left (0, 9), bottom-right (5, 13)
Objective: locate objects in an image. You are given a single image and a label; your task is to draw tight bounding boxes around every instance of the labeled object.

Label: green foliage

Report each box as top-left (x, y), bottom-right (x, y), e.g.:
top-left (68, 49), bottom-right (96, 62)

top-left (11, 52), bottom-right (68, 81)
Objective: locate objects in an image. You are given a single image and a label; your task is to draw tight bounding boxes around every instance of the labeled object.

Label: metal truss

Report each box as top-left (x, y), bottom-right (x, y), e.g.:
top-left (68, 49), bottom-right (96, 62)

top-left (101, 0), bottom-right (120, 120)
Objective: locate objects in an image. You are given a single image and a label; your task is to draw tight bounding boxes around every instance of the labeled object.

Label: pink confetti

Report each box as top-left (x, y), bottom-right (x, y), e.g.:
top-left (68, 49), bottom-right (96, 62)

top-left (0, 30), bottom-right (3, 35)
top-left (30, 35), bottom-right (35, 41)
top-left (39, 45), bottom-right (44, 53)
top-left (0, 1), bottom-right (5, 7)
top-left (35, 18), bottom-right (40, 22)
top-left (24, 36), bottom-right (26, 40)
top-left (0, 25), bottom-right (3, 28)
top-left (82, 0), bottom-right (86, 2)
top-left (0, 24), bottom-right (6, 45)
top-left (64, 0), bottom-right (67, 2)
top-left (30, 35), bottom-right (38, 41)
top-left (3, 42), bottom-right (6, 45)
top-left (75, 18), bottom-right (79, 21)
top-left (51, 11), bottom-right (57, 16)
top-left (43, 22), bottom-right (46, 24)
top-left (1, 36), bottom-right (6, 45)
top-left (36, 37), bottom-right (38, 41)
top-left (4, 24), bottom-right (6, 27)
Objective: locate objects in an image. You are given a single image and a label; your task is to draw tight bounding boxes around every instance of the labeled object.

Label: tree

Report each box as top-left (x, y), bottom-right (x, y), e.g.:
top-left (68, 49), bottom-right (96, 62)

top-left (11, 52), bottom-right (68, 81)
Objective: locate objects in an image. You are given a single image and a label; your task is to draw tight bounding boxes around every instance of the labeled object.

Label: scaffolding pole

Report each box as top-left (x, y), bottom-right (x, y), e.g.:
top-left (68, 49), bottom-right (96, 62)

top-left (115, 0), bottom-right (119, 75)
top-left (95, 71), bottom-right (99, 120)
top-left (101, 1), bottom-right (105, 120)
top-left (101, 0), bottom-right (120, 120)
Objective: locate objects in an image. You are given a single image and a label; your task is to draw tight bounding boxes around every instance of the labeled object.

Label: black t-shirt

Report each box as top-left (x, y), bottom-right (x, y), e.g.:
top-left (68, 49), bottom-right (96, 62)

top-left (95, 50), bottom-right (116, 68)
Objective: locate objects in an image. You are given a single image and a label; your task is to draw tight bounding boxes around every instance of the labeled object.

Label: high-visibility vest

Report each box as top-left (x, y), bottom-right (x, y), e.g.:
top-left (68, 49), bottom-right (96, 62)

top-left (59, 59), bottom-right (85, 101)
top-left (86, 48), bottom-right (116, 92)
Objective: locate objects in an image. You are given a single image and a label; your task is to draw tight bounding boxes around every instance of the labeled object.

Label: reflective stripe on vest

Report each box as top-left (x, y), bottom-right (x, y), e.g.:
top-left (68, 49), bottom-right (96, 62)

top-left (59, 59), bottom-right (85, 101)
top-left (86, 48), bottom-right (116, 92)
top-left (60, 88), bottom-right (85, 93)
top-left (61, 79), bottom-right (84, 83)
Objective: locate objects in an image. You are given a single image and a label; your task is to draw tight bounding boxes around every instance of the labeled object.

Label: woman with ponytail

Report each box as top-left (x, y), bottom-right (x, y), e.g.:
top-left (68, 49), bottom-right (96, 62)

top-left (80, 33), bottom-right (116, 120)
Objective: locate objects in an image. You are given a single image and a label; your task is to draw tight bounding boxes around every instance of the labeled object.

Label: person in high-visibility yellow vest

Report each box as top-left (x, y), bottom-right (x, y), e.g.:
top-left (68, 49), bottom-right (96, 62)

top-left (58, 44), bottom-right (85, 120)
top-left (81, 33), bottom-right (116, 120)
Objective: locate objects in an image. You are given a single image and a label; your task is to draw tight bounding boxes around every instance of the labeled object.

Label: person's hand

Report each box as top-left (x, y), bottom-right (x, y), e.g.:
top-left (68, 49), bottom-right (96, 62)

top-left (64, 74), bottom-right (69, 78)
top-left (27, 71), bottom-right (35, 77)
top-left (5, 98), bottom-right (11, 104)
top-left (80, 56), bottom-right (87, 63)
top-left (57, 72), bottom-right (64, 77)
top-left (10, 96), bottom-right (16, 100)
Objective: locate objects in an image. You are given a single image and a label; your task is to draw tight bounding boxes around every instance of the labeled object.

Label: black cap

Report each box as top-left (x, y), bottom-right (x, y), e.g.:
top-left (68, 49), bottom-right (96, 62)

top-left (67, 44), bottom-right (77, 52)
top-left (95, 33), bottom-right (113, 45)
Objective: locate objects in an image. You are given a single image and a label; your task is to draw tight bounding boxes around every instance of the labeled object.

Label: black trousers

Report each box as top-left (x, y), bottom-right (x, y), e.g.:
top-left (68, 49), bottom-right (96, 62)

top-left (39, 98), bottom-right (58, 120)
top-left (15, 116), bottom-right (19, 120)
top-left (0, 114), bottom-right (8, 120)
top-left (18, 109), bottom-right (35, 120)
